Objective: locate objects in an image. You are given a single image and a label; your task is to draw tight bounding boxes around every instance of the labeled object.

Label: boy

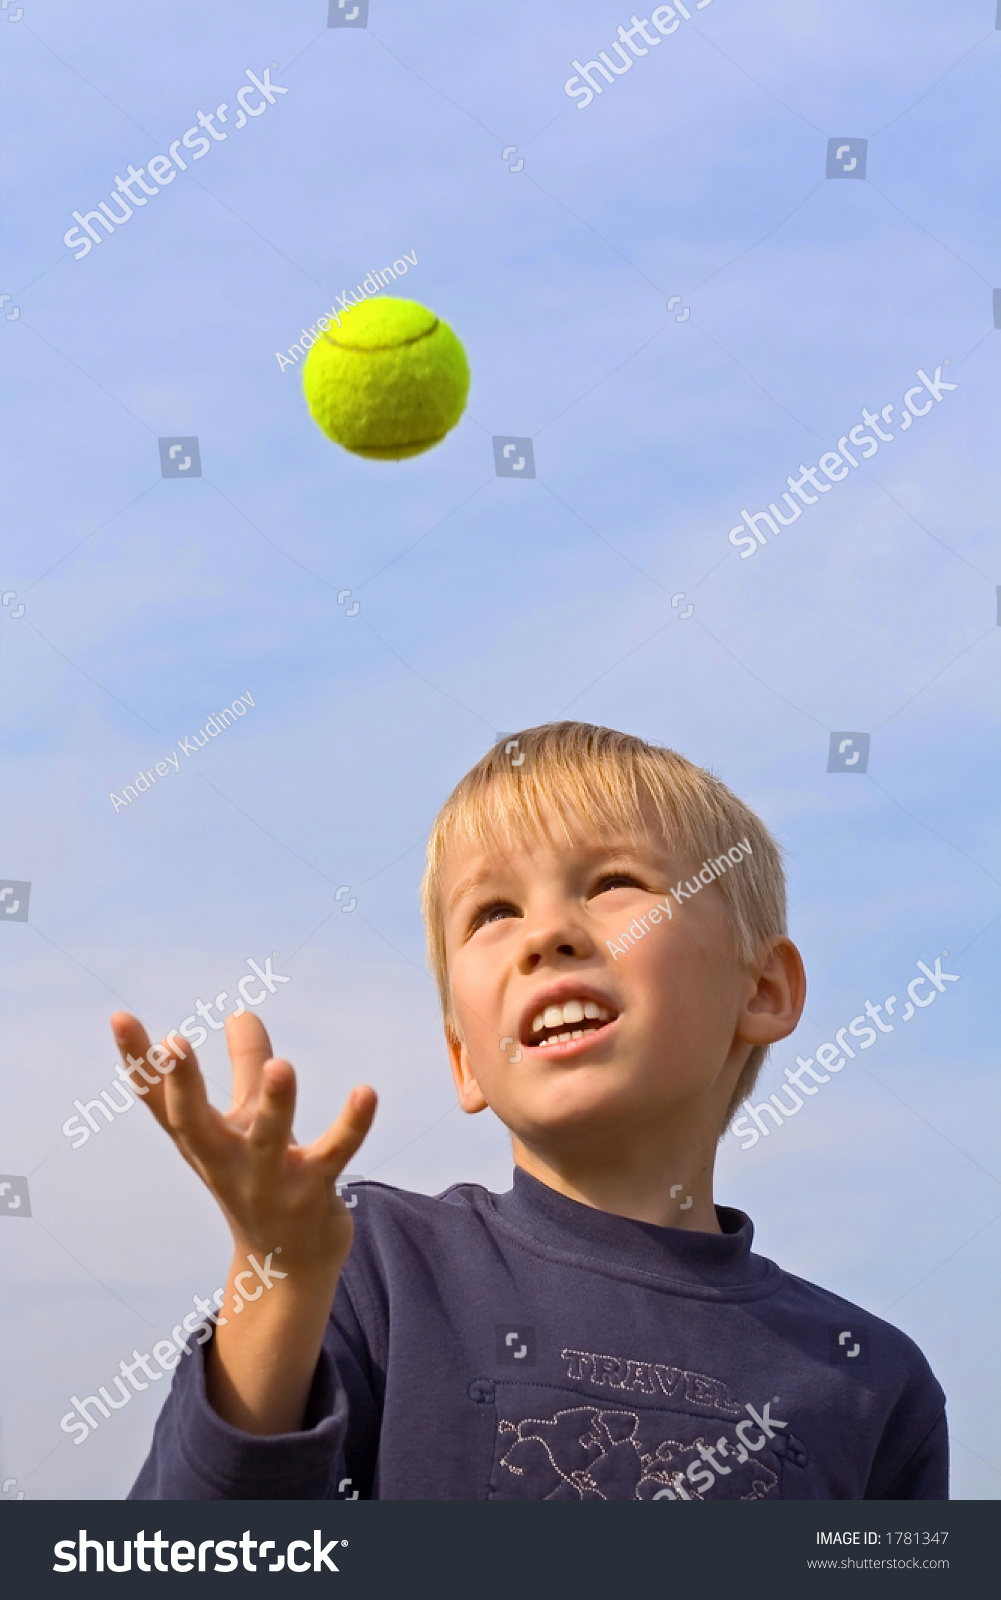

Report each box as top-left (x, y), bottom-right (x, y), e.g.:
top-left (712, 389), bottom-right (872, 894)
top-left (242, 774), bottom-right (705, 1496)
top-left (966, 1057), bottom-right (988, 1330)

top-left (117, 722), bottom-right (946, 1500)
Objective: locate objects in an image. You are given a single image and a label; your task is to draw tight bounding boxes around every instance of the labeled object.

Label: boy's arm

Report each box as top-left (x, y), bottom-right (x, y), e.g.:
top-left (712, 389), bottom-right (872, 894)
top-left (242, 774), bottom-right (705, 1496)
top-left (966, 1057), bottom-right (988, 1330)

top-left (206, 1245), bottom-right (342, 1437)
top-left (128, 1278), bottom-right (381, 1501)
top-left (110, 1009), bottom-right (376, 1451)
top-left (869, 1410), bottom-right (949, 1501)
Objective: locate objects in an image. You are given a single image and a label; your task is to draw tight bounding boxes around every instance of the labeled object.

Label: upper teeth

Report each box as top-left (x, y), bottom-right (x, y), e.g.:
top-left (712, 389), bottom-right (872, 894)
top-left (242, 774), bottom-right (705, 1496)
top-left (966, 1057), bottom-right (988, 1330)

top-left (531, 999), bottom-right (612, 1034)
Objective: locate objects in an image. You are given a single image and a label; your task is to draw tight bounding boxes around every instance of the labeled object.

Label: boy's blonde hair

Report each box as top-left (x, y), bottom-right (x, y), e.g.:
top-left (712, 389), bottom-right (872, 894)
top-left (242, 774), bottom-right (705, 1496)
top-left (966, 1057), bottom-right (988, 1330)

top-left (421, 722), bottom-right (788, 1129)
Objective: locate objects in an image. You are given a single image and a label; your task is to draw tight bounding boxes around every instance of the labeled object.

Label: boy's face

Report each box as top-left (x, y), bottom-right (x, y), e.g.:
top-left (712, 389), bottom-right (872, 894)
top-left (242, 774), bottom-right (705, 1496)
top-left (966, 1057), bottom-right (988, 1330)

top-left (441, 807), bottom-right (800, 1160)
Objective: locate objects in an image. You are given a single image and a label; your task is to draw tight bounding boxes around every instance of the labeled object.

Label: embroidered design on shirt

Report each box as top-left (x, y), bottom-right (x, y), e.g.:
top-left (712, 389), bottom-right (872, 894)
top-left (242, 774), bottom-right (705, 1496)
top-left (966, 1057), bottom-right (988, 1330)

top-left (494, 1403), bottom-right (779, 1501)
top-left (562, 1347), bottom-right (743, 1417)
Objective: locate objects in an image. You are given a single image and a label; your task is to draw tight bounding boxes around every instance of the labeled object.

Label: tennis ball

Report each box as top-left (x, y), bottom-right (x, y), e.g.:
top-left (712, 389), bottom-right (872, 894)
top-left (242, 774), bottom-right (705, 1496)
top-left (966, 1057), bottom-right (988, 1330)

top-left (302, 297), bottom-right (470, 461)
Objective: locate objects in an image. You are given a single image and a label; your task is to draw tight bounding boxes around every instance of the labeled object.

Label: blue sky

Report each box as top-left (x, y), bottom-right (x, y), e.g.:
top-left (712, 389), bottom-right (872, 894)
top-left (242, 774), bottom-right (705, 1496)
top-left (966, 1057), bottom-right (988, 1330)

top-left (1, 0), bottom-right (999, 1500)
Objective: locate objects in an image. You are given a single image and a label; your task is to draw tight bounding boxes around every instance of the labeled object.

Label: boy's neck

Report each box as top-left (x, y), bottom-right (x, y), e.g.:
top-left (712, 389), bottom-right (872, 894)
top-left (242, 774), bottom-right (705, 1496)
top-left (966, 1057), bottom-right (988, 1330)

top-left (511, 1139), bottom-right (722, 1234)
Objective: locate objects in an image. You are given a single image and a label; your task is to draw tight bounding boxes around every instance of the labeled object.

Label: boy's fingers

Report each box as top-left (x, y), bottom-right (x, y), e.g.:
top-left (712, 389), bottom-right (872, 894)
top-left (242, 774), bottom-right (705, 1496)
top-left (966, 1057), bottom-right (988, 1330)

top-left (225, 1011), bottom-right (275, 1115)
top-left (110, 1010), bottom-right (151, 1060)
top-left (110, 1011), bottom-right (170, 1129)
top-left (247, 1059), bottom-right (298, 1156)
top-left (157, 1034), bottom-right (228, 1159)
top-left (308, 1086), bottom-right (377, 1175)
top-left (110, 1017), bottom-right (221, 1162)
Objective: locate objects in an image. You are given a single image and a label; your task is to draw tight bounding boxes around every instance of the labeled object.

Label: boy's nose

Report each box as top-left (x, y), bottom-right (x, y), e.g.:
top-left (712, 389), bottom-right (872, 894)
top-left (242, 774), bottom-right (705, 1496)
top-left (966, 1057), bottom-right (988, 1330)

top-left (517, 918), bottom-right (595, 971)
top-left (523, 942), bottom-right (575, 970)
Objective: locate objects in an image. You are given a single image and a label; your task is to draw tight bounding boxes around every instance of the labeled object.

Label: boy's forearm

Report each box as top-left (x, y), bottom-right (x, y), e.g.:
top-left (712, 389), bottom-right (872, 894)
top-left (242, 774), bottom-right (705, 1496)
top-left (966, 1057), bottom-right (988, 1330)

top-left (206, 1256), bottom-right (340, 1436)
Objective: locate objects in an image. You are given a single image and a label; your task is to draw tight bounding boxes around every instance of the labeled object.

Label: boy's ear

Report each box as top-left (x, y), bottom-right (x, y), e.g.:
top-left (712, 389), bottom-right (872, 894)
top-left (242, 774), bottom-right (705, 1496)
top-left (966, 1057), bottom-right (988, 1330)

top-left (734, 936), bottom-right (807, 1047)
top-left (447, 1027), bottom-right (489, 1114)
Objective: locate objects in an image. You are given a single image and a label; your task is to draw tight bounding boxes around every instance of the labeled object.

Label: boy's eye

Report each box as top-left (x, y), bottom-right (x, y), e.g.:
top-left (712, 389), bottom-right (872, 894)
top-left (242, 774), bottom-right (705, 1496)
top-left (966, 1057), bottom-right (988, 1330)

top-left (471, 900), bottom-right (520, 930)
top-left (590, 873), bottom-right (644, 897)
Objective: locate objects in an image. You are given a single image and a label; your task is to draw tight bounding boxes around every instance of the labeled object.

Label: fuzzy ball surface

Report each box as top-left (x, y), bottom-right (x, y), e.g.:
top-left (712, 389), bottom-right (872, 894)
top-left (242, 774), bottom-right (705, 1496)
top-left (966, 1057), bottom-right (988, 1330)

top-left (302, 297), bottom-right (470, 460)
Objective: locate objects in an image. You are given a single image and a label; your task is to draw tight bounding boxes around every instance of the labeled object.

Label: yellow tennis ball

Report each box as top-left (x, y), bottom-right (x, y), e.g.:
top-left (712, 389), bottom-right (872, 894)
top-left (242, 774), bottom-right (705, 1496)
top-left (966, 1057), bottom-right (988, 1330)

top-left (302, 297), bottom-right (470, 461)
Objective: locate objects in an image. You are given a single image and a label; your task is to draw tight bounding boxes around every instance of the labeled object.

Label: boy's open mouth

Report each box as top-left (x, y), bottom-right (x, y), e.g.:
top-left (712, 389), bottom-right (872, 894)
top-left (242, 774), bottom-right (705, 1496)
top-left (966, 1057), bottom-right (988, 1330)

top-left (524, 996), bottom-right (618, 1051)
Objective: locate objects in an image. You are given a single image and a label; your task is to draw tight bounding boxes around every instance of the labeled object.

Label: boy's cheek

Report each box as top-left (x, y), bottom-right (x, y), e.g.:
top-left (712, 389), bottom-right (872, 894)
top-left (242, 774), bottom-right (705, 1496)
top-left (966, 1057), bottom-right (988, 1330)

top-left (449, 945), bottom-right (502, 1008)
top-left (453, 1009), bottom-right (509, 1082)
top-left (621, 953), bottom-right (718, 1048)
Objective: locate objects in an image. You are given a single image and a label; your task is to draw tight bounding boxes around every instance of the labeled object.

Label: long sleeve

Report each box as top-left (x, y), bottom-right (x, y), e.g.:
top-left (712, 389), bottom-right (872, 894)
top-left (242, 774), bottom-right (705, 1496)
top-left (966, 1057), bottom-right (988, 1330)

top-left (868, 1411), bottom-right (949, 1501)
top-left (125, 1177), bottom-right (949, 1502)
top-left (128, 1279), bottom-right (381, 1501)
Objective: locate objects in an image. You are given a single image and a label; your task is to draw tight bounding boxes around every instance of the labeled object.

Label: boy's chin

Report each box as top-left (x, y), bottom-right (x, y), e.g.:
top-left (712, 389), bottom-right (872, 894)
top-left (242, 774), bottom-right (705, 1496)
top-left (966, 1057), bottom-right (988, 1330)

top-left (506, 1081), bottom-right (658, 1145)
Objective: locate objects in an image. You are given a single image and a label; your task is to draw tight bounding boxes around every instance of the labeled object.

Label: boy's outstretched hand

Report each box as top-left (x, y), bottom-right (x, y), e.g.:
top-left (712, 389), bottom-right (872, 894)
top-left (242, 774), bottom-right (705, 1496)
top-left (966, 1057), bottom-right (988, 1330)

top-left (109, 1010), bottom-right (377, 1437)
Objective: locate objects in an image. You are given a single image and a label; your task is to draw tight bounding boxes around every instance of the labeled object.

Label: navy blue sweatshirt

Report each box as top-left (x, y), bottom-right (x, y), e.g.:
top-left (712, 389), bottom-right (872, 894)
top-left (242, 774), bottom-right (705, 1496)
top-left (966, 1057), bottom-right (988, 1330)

top-left (129, 1172), bottom-right (947, 1501)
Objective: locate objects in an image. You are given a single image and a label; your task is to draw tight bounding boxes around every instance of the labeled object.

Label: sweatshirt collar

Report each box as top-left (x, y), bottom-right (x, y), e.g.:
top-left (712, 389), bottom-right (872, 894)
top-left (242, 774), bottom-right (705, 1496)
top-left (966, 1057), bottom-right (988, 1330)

top-left (489, 1167), bottom-right (772, 1295)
